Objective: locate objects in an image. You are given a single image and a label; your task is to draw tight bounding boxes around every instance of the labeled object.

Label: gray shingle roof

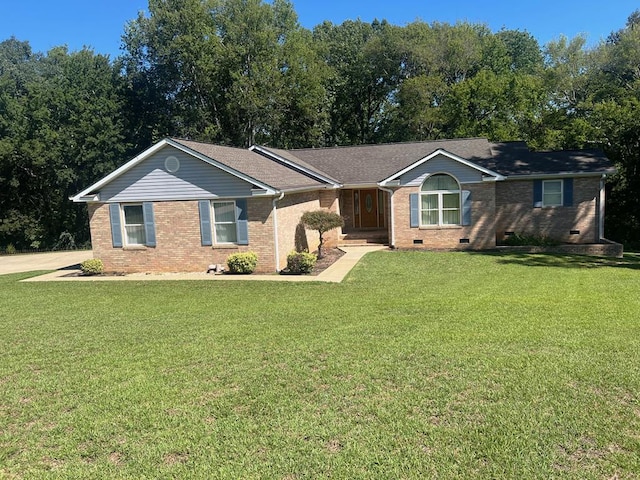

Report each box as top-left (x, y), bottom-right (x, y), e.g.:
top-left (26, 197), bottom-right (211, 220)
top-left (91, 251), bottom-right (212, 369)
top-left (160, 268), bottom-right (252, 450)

top-left (175, 137), bottom-right (615, 191)
top-left (265, 138), bottom-right (495, 184)
top-left (261, 139), bottom-right (614, 183)
top-left (172, 138), bottom-right (326, 191)
top-left (483, 142), bottom-right (615, 176)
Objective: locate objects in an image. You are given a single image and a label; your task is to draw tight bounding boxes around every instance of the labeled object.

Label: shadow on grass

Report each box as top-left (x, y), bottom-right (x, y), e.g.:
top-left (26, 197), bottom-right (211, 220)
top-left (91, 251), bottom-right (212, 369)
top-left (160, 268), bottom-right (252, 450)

top-left (474, 251), bottom-right (640, 270)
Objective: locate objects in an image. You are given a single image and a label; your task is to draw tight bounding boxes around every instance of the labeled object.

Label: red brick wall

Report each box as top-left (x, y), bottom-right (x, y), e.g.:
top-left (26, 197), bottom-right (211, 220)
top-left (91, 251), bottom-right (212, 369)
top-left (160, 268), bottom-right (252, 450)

top-left (89, 192), bottom-right (342, 274)
top-left (89, 199), bottom-right (277, 273)
top-left (495, 177), bottom-right (599, 243)
top-left (392, 183), bottom-right (497, 249)
top-left (274, 190), bottom-right (340, 269)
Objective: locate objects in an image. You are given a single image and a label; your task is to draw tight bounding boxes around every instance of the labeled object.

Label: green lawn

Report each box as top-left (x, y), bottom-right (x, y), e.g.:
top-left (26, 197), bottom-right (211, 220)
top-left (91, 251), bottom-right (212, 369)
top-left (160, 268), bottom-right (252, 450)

top-left (1, 251), bottom-right (640, 479)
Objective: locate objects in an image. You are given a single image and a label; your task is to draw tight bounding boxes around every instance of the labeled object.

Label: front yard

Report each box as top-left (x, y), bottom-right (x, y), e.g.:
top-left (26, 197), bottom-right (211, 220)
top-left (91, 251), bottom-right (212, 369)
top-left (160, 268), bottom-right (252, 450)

top-left (1, 251), bottom-right (639, 478)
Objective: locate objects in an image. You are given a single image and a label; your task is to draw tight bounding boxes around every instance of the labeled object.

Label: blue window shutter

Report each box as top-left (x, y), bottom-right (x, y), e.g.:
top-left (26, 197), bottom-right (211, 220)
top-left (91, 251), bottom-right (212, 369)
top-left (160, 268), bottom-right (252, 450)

top-left (533, 180), bottom-right (543, 208)
top-left (461, 190), bottom-right (472, 226)
top-left (143, 202), bottom-right (156, 247)
top-left (109, 203), bottom-right (123, 248)
top-left (236, 199), bottom-right (249, 245)
top-left (410, 193), bottom-right (419, 227)
top-left (563, 178), bottom-right (573, 206)
top-left (198, 200), bottom-right (212, 246)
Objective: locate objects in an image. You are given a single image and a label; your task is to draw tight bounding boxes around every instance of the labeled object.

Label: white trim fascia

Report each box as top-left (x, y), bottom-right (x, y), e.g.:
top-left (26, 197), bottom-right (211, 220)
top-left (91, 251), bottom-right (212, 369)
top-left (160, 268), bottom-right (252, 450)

top-left (278, 184), bottom-right (340, 194)
top-left (380, 149), bottom-right (504, 184)
top-left (341, 183), bottom-right (380, 189)
top-left (504, 171), bottom-right (615, 180)
top-left (250, 145), bottom-right (341, 187)
top-left (71, 138), bottom-right (278, 203)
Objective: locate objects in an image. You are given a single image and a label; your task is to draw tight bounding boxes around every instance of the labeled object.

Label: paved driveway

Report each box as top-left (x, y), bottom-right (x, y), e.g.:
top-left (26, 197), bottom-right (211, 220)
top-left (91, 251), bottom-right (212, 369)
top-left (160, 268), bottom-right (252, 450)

top-left (0, 251), bottom-right (93, 275)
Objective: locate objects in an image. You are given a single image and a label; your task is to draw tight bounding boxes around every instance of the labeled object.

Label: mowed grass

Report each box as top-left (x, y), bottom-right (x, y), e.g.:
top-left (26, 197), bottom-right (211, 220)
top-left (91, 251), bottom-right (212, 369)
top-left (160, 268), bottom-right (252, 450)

top-left (1, 252), bottom-right (640, 479)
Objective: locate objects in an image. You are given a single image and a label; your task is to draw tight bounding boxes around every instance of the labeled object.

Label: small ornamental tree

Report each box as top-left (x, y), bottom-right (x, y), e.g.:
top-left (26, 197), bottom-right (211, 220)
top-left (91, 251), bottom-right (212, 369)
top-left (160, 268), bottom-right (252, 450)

top-left (300, 210), bottom-right (344, 259)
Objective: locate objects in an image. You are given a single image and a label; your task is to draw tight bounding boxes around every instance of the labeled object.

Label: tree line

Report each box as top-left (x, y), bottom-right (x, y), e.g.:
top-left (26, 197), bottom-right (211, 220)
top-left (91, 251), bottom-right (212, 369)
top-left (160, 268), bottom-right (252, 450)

top-left (1, 0), bottom-right (639, 250)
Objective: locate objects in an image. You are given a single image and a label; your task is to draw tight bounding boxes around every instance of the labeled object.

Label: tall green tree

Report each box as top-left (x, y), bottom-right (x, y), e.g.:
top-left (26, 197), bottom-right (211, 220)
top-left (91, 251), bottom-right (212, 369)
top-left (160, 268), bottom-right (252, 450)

top-left (313, 19), bottom-right (403, 145)
top-left (121, 0), bottom-right (328, 148)
top-left (0, 41), bottom-right (127, 249)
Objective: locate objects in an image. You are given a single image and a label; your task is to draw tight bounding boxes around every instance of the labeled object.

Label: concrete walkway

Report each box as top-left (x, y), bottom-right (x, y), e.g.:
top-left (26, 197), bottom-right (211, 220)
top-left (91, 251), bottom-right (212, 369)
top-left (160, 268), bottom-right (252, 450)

top-left (21, 246), bottom-right (388, 284)
top-left (0, 250), bottom-right (93, 275)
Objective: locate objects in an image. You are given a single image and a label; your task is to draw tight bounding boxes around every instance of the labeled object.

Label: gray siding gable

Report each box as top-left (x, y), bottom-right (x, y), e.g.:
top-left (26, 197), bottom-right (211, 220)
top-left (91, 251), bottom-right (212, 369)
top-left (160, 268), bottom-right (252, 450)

top-left (100, 146), bottom-right (254, 202)
top-left (399, 153), bottom-right (484, 186)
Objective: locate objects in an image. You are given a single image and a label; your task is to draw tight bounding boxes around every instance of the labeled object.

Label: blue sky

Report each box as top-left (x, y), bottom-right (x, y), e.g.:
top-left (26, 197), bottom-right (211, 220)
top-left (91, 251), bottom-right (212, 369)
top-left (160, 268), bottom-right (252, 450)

top-left (2, 0), bottom-right (638, 59)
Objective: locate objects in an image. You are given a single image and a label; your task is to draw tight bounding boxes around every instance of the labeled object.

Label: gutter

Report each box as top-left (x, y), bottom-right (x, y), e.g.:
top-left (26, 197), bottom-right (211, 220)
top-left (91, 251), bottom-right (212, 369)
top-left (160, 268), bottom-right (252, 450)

top-left (272, 192), bottom-right (285, 271)
top-left (378, 185), bottom-right (395, 248)
top-left (504, 171), bottom-right (616, 180)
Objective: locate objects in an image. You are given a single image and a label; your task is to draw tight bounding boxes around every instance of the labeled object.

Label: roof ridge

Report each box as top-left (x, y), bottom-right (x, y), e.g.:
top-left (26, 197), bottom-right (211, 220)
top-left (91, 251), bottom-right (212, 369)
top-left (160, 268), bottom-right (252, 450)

top-left (286, 137), bottom-right (489, 152)
top-left (171, 137), bottom-right (250, 151)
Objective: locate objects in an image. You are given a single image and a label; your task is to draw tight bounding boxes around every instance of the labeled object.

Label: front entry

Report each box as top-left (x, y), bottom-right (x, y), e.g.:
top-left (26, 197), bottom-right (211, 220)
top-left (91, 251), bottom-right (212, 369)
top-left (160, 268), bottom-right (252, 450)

top-left (354, 189), bottom-right (381, 228)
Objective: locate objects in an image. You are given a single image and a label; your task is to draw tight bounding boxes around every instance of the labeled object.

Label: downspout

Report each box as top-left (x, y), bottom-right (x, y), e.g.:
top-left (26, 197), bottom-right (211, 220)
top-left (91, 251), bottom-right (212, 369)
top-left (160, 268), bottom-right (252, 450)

top-left (272, 192), bottom-right (285, 271)
top-left (378, 186), bottom-right (395, 248)
top-left (599, 174), bottom-right (606, 241)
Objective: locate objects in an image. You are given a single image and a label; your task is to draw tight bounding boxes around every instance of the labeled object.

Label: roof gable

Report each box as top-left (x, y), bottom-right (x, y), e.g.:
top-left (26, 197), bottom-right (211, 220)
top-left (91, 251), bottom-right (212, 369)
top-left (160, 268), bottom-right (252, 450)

top-left (98, 145), bottom-right (259, 202)
top-left (382, 149), bottom-right (504, 185)
top-left (72, 139), bottom-right (277, 202)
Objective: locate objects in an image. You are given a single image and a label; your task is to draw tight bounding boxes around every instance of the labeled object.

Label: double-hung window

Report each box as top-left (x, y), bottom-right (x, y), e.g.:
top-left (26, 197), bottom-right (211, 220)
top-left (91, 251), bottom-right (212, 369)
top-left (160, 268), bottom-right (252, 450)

top-left (199, 199), bottom-right (248, 246)
top-left (542, 180), bottom-right (563, 207)
top-left (212, 201), bottom-right (238, 244)
top-left (420, 174), bottom-right (461, 226)
top-left (122, 204), bottom-right (146, 245)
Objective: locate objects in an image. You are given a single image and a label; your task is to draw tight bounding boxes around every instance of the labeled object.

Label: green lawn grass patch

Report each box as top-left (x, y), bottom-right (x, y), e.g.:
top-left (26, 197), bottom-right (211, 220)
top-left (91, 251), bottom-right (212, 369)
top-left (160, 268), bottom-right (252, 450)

top-left (1, 251), bottom-right (639, 478)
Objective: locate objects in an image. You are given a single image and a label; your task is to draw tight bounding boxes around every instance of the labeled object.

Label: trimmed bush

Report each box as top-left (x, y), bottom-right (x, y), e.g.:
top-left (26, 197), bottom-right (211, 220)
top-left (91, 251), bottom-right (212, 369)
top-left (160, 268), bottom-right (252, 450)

top-left (286, 251), bottom-right (317, 274)
top-left (226, 251), bottom-right (258, 274)
top-left (80, 259), bottom-right (104, 275)
top-left (5, 244), bottom-right (16, 255)
top-left (300, 210), bottom-right (344, 259)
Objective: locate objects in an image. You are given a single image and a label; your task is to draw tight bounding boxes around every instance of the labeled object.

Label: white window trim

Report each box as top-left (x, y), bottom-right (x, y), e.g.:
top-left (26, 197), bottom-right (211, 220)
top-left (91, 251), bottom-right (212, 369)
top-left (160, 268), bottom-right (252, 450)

top-left (419, 174), bottom-right (462, 227)
top-left (542, 179), bottom-right (563, 207)
top-left (211, 200), bottom-right (238, 245)
top-left (121, 203), bottom-right (146, 247)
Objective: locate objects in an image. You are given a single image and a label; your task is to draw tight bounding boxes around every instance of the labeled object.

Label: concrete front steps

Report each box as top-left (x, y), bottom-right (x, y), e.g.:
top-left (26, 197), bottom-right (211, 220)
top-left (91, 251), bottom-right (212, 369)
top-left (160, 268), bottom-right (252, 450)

top-left (339, 229), bottom-right (389, 246)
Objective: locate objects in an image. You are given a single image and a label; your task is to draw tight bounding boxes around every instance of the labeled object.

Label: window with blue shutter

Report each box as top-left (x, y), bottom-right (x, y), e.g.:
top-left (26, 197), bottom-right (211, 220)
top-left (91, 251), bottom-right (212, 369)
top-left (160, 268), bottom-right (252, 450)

top-left (461, 190), bottom-right (472, 226)
top-left (563, 178), bottom-right (573, 207)
top-left (409, 193), bottom-right (419, 228)
top-left (199, 200), bottom-right (213, 246)
top-left (109, 203), bottom-right (123, 248)
top-left (533, 180), bottom-right (543, 208)
top-left (199, 199), bottom-right (249, 246)
top-left (143, 202), bottom-right (156, 247)
top-left (235, 199), bottom-right (249, 245)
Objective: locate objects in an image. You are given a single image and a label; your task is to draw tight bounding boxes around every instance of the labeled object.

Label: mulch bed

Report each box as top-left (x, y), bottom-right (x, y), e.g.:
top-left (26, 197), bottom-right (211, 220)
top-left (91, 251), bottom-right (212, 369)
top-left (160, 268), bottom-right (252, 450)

top-left (309, 248), bottom-right (345, 275)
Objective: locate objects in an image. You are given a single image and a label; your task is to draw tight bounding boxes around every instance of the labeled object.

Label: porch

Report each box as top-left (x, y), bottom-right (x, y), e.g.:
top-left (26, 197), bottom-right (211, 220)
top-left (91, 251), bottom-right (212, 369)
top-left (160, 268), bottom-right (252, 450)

top-left (338, 188), bottom-right (390, 246)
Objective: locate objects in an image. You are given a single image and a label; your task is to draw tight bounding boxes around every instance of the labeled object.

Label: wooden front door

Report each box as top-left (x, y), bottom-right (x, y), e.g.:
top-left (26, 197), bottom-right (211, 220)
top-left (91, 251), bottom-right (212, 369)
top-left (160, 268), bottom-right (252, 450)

top-left (358, 189), bottom-right (378, 228)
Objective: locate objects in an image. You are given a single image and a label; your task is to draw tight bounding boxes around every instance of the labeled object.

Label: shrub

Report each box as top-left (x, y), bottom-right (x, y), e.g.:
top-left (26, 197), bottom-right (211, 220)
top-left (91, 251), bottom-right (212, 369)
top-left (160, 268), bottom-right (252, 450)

top-left (226, 251), bottom-right (258, 274)
top-left (286, 251), bottom-right (317, 274)
top-left (300, 210), bottom-right (344, 259)
top-left (80, 259), bottom-right (104, 275)
top-left (5, 243), bottom-right (16, 255)
top-left (503, 233), bottom-right (560, 247)
top-left (53, 232), bottom-right (76, 251)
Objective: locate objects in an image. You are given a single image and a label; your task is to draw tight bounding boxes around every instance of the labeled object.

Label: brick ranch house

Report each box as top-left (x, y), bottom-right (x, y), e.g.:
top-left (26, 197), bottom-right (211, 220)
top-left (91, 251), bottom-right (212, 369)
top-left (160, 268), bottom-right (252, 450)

top-left (71, 137), bottom-right (618, 273)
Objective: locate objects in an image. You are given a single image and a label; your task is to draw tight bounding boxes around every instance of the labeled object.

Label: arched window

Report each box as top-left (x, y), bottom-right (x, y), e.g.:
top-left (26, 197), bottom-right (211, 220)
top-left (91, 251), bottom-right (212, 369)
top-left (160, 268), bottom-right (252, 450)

top-left (420, 174), bottom-right (461, 226)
